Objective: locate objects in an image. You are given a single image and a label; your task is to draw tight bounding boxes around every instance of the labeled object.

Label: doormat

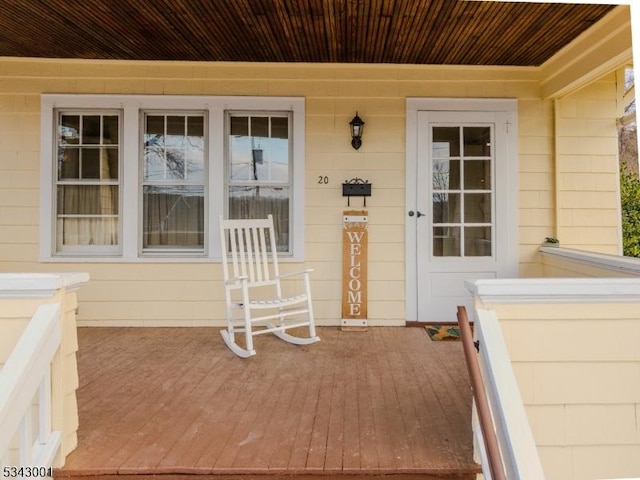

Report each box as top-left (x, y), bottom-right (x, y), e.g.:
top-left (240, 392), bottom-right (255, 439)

top-left (424, 324), bottom-right (467, 341)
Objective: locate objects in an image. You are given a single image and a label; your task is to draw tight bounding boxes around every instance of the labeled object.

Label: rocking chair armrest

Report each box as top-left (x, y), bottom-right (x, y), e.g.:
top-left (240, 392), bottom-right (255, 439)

top-left (225, 275), bottom-right (248, 286)
top-left (276, 268), bottom-right (314, 280)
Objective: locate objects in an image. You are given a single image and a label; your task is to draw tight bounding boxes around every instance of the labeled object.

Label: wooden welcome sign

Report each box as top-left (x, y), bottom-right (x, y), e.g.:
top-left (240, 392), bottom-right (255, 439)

top-left (342, 210), bottom-right (368, 331)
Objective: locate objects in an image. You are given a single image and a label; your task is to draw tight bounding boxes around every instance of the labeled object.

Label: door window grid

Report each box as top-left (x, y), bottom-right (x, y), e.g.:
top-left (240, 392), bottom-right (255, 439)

top-left (431, 125), bottom-right (493, 258)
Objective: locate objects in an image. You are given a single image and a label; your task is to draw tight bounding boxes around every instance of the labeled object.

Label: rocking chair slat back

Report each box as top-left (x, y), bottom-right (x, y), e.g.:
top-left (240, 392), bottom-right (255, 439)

top-left (220, 216), bottom-right (280, 286)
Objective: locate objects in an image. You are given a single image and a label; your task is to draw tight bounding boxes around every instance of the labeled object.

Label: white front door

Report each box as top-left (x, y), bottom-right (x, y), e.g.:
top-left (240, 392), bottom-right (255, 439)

top-left (406, 99), bottom-right (518, 322)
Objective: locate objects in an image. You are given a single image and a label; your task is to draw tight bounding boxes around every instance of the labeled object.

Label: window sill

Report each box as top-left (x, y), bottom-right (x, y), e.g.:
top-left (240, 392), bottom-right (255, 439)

top-left (39, 255), bottom-right (304, 264)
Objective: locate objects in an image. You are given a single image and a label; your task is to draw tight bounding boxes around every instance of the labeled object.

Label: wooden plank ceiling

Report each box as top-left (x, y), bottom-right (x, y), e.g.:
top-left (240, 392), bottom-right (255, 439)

top-left (0, 0), bottom-right (616, 66)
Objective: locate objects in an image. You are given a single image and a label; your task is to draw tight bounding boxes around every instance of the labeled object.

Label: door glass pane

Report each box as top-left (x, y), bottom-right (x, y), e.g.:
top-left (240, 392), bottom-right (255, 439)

top-left (433, 193), bottom-right (460, 223)
top-left (433, 159), bottom-right (460, 190)
top-left (463, 126), bottom-right (491, 156)
top-left (433, 227), bottom-right (460, 257)
top-left (464, 159), bottom-right (491, 190)
top-left (464, 193), bottom-right (491, 223)
top-left (465, 227), bottom-right (491, 257)
top-left (432, 127), bottom-right (459, 157)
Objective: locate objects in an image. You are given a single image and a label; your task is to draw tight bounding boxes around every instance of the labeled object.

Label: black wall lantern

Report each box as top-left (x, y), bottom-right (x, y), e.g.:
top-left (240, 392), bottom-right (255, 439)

top-left (349, 112), bottom-right (365, 150)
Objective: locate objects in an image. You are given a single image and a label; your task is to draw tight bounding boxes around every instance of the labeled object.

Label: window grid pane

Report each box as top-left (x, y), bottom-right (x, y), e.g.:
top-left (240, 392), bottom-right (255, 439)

top-left (432, 125), bottom-right (493, 258)
top-left (55, 111), bottom-right (120, 251)
top-left (142, 112), bottom-right (207, 252)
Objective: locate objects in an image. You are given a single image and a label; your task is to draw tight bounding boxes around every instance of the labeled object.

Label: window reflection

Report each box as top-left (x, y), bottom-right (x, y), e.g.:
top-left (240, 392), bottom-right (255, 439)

top-left (229, 115), bottom-right (289, 183)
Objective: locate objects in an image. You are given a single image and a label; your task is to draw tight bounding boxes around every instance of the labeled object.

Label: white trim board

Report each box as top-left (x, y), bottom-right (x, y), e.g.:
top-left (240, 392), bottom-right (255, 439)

top-left (467, 278), bottom-right (640, 304)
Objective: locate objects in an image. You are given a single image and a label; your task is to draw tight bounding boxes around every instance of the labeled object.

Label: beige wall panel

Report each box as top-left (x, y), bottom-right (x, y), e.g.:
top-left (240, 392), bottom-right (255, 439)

top-left (0, 318), bottom-right (29, 362)
top-left (526, 405), bottom-right (567, 445)
top-left (519, 191), bottom-right (553, 209)
top-left (572, 445), bottom-right (640, 480)
top-left (367, 300), bottom-right (405, 320)
top-left (555, 79), bottom-right (620, 253)
top-left (0, 58), bottom-right (624, 326)
top-left (519, 262), bottom-right (544, 278)
top-left (537, 446), bottom-right (572, 480)
top-left (566, 404), bottom-right (639, 445)
top-left (560, 191), bottom-right (620, 209)
top-left (519, 226), bottom-right (556, 245)
top-left (501, 319), bottom-right (640, 362)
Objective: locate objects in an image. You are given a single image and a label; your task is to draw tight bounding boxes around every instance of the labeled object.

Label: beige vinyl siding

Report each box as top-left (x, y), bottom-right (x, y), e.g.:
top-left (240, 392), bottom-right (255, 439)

top-left (0, 58), bottom-right (622, 326)
top-left (555, 74), bottom-right (621, 255)
top-left (478, 301), bottom-right (640, 480)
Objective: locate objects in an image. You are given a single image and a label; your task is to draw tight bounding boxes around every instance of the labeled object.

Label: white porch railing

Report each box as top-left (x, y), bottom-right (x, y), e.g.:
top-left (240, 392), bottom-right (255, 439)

top-left (0, 303), bottom-right (62, 478)
top-left (470, 307), bottom-right (546, 480)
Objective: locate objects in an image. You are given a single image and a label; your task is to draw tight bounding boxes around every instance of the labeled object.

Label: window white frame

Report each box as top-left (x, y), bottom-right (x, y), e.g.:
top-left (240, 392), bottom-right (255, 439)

top-left (40, 94), bottom-right (306, 262)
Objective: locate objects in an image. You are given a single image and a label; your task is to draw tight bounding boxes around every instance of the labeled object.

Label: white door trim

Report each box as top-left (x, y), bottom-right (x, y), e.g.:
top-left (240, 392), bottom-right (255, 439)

top-left (405, 98), bottom-right (519, 321)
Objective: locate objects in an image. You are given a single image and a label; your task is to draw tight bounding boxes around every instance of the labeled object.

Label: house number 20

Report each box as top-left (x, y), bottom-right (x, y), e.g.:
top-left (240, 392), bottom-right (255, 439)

top-left (318, 176), bottom-right (329, 184)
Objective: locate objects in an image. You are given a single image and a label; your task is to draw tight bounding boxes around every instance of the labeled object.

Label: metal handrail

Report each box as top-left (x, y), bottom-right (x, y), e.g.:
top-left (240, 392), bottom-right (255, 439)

top-left (457, 305), bottom-right (506, 480)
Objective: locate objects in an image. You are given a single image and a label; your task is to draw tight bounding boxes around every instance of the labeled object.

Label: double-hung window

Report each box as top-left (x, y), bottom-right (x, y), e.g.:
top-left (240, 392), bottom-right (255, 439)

top-left (142, 112), bottom-right (207, 253)
top-left (41, 95), bottom-right (305, 262)
top-left (227, 112), bottom-right (292, 253)
top-left (55, 111), bottom-right (121, 255)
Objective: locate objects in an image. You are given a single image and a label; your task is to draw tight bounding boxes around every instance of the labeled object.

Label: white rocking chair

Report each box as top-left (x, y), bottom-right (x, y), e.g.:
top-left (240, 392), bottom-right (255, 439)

top-left (218, 215), bottom-right (320, 357)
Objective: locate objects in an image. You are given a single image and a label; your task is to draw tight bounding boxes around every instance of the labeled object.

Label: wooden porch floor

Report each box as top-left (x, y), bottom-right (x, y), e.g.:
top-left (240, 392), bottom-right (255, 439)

top-left (57, 327), bottom-right (479, 478)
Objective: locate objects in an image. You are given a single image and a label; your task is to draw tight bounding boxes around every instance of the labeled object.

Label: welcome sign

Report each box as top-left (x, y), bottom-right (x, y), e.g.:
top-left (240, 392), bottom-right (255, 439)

top-left (342, 210), bottom-right (368, 330)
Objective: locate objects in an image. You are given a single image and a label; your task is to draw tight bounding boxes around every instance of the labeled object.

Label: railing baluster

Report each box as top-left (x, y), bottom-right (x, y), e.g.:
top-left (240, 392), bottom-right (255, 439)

top-left (19, 409), bottom-right (32, 467)
top-left (39, 369), bottom-right (52, 444)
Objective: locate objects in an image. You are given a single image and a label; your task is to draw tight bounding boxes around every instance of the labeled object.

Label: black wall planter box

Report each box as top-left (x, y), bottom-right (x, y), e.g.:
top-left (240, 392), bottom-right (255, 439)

top-left (342, 182), bottom-right (372, 197)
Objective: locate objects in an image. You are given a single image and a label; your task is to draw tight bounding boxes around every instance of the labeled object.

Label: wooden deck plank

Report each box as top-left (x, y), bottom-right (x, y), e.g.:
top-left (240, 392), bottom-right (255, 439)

top-left (304, 366), bottom-right (335, 471)
top-left (355, 347), bottom-right (380, 471)
top-left (341, 357), bottom-right (361, 472)
top-left (323, 369), bottom-right (346, 472)
top-left (58, 327), bottom-right (480, 477)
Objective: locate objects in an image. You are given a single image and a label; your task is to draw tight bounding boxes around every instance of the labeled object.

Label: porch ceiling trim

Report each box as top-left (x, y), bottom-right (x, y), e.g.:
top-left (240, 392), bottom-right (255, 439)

top-left (540, 5), bottom-right (631, 99)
